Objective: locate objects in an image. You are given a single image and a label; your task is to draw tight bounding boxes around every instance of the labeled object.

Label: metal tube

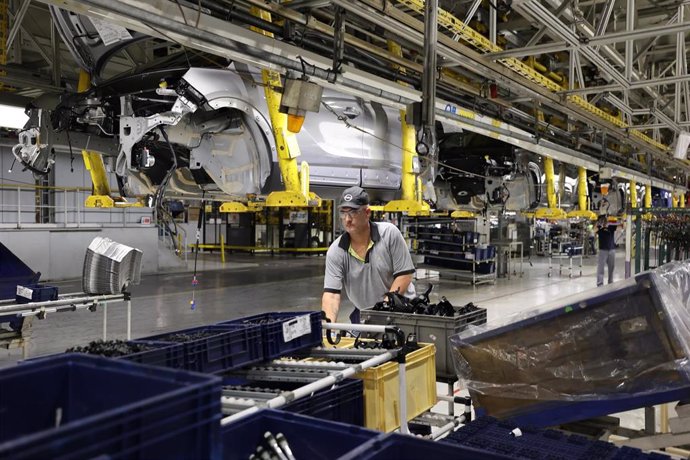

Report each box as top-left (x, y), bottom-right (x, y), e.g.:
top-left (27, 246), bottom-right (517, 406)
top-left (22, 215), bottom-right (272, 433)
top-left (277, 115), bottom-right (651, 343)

top-left (127, 299), bottom-right (132, 340)
top-left (102, 303), bottom-right (107, 340)
top-left (5, 0), bottom-right (31, 53)
top-left (487, 15), bottom-right (690, 58)
top-left (323, 322), bottom-right (392, 334)
top-left (675, 5), bottom-right (684, 123)
top-left (489, 0), bottom-right (496, 45)
top-left (625, 213), bottom-right (632, 278)
top-left (0, 294), bottom-right (125, 314)
top-left (420, 0), bottom-right (438, 164)
top-left (431, 417), bottom-right (464, 440)
top-left (220, 350), bottom-right (397, 425)
top-left (625, 0), bottom-right (635, 82)
top-left (398, 361), bottom-right (409, 434)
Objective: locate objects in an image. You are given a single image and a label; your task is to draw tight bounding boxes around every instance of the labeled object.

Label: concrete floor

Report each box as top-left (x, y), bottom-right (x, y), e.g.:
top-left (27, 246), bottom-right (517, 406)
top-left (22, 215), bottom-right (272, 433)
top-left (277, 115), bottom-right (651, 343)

top-left (5, 249), bottom-right (664, 433)
top-left (1, 250), bottom-right (620, 366)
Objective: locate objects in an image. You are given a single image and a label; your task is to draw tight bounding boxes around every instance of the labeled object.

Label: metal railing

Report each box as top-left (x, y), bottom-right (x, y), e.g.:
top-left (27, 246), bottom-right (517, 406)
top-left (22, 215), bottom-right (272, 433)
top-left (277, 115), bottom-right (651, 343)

top-left (0, 184), bottom-right (151, 227)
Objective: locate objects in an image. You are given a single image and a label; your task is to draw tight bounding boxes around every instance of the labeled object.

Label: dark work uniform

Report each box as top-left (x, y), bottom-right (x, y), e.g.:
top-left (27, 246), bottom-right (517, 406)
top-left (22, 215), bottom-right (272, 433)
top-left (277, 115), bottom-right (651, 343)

top-left (596, 224), bottom-right (617, 286)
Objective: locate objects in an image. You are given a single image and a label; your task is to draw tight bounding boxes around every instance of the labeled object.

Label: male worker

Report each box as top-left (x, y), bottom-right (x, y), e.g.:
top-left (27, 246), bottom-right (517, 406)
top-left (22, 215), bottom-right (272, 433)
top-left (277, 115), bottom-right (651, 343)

top-left (322, 186), bottom-right (416, 323)
top-left (595, 215), bottom-right (620, 286)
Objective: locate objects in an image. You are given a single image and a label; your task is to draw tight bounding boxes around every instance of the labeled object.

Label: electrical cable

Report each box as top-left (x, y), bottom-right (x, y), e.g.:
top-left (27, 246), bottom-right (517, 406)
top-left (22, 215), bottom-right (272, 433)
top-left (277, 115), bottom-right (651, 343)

top-left (190, 190), bottom-right (206, 310)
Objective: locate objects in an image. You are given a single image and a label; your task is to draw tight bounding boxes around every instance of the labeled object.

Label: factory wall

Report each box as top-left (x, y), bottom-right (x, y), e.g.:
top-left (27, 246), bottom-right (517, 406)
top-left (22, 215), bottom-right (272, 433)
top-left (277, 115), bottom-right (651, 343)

top-left (0, 147), bottom-right (186, 280)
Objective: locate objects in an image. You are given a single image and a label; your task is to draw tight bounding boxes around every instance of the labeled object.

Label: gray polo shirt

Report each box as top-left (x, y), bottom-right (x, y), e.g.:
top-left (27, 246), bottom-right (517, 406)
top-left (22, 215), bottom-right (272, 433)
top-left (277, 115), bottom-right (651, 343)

top-left (324, 221), bottom-right (416, 310)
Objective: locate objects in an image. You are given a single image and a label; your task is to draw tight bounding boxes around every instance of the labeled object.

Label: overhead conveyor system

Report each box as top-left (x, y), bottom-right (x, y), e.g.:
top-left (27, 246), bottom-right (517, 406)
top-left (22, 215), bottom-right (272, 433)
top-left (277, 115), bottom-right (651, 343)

top-left (32, 0), bottom-right (690, 196)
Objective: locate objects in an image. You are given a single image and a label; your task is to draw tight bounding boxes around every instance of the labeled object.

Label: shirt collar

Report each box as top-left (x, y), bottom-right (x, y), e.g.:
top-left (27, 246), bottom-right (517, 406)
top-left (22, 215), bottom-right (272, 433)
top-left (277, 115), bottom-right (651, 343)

top-left (338, 221), bottom-right (379, 250)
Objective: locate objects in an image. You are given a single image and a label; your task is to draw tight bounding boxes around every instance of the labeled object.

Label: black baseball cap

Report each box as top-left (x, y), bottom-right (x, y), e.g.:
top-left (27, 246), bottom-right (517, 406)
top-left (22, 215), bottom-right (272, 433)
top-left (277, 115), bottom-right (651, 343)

top-left (338, 186), bottom-right (369, 209)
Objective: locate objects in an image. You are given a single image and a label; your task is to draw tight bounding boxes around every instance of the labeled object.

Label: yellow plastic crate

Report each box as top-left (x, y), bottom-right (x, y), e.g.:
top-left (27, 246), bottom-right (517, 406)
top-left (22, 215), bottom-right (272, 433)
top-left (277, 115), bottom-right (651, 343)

top-left (323, 337), bottom-right (437, 432)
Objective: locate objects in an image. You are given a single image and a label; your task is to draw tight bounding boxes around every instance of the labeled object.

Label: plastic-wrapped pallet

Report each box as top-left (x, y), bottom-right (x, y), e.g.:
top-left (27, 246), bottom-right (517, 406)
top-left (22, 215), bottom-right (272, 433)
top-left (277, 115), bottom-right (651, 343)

top-left (82, 237), bottom-right (143, 294)
top-left (449, 260), bottom-right (690, 426)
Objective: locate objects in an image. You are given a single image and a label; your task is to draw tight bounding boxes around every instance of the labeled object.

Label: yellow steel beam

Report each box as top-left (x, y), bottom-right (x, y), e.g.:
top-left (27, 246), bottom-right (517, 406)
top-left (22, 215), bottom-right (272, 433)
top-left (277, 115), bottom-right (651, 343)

top-left (220, 202), bottom-right (250, 213)
top-left (681, 193), bottom-right (686, 208)
top-left (82, 150), bottom-right (111, 197)
top-left (534, 207), bottom-right (568, 220)
top-left (567, 210), bottom-right (597, 220)
top-left (544, 157), bottom-right (557, 209)
top-left (250, 8), bottom-right (317, 207)
top-left (630, 180), bottom-right (638, 209)
top-left (645, 185), bottom-right (653, 208)
top-left (393, 0), bottom-right (669, 153)
top-left (672, 192), bottom-right (679, 208)
top-left (450, 210), bottom-right (477, 219)
top-left (578, 167), bottom-right (588, 211)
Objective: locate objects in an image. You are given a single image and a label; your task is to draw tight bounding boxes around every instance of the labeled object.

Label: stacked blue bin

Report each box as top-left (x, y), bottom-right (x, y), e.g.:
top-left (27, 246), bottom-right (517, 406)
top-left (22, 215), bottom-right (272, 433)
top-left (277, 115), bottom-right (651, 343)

top-left (141, 323), bottom-right (263, 374)
top-left (218, 311), bottom-right (322, 360)
top-left (222, 409), bottom-right (377, 460)
top-left (0, 354), bottom-right (222, 460)
top-left (442, 417), bottom-right (670, 460)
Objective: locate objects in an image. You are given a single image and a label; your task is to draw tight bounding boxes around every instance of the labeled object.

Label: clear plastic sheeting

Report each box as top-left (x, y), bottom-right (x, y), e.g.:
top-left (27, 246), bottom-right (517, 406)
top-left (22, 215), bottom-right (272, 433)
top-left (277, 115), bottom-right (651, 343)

top-left (82, 237), bottom-right (143, 295)
top-left (450, 260), bottom-right (690, 421)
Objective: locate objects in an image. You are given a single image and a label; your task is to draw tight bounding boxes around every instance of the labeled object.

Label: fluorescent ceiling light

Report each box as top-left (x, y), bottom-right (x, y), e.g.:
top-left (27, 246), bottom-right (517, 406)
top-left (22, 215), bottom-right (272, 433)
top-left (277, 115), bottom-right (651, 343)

top-left (0, 104), bottom-right (28, 130)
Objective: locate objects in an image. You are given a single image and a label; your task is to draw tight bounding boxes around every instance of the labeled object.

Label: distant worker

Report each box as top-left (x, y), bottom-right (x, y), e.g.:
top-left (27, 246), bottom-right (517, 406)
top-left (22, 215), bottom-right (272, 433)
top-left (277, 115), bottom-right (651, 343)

top-left (595, 215), bottom-right (620, 286)
top-left (322, 186), bottom-right (416, 323)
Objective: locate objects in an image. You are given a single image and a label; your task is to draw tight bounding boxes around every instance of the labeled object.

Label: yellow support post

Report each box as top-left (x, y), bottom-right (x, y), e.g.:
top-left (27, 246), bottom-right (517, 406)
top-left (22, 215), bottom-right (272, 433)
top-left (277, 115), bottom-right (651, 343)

top-left (220, 234), bottom-right (226, 264)
top-left (645, 185), bottom-right (652, 208)
top-left (249, 8), bottom-right (318, 208)
top-left (382, 40), bottom-right (429, 216)
top-left (630, 180), bottom-right (638, 209)
top-left (578, 167), bottom-right (588, 211)
top-left (567, 167), bottom-right (596, 220)
top-left (681, 193), bottom-right (686, 208)
top-left (672, 192), bottom-right (679, 208)
top-left (544, 157), bottom-right (557, 209)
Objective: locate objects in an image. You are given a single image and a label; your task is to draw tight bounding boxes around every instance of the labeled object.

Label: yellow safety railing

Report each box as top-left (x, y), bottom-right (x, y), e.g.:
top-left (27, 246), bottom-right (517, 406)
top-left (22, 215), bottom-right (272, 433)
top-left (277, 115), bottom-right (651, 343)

top-left (394, 0), bottom-right (669, 153)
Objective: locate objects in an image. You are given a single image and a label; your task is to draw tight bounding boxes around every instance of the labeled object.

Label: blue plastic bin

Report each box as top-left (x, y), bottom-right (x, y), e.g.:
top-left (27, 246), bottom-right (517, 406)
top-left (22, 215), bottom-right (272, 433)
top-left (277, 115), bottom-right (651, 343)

top-left (122, 340), bottom-right (186, 369)
top-left (219, 311), bottom-right (322, 360)
top-left (339, 433), bottom-right (512, 460)
top-left (282, 378), bottom-right (364, 425)
top-left (443, 417), bottom-right (670, 460)
top-left (15, 283), bottom-right (58, 304)
top-left (141, 323), bottom-right (263, 373)
top-left (0, 242), bottom-right (39, 300)
top-left (0, 354), bottom-right (221, 460)
top-left (222, 409), bottom-right (377, 460)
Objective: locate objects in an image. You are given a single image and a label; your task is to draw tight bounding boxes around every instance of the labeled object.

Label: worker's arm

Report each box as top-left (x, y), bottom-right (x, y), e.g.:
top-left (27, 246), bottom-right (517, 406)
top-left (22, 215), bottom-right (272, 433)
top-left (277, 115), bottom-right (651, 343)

top-left (388, 227), bottom-right (416, 295)
top-left (322, 244), bottom-right (344, 323)
top-left (389, 273), bottom-right (413, 296)
top-left (321, 291), bottom-right (341, 323)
